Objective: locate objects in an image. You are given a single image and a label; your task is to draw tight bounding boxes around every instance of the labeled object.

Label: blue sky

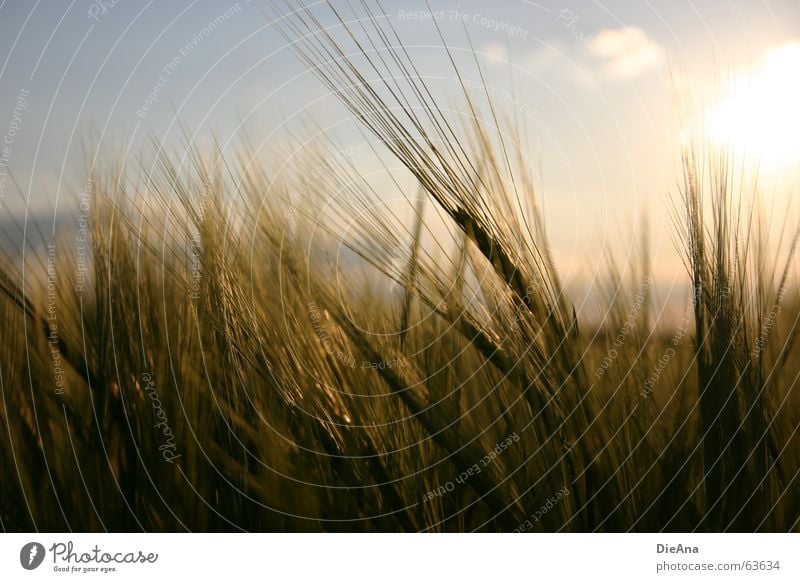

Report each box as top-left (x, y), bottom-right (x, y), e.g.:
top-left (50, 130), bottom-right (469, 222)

top-left (1, 0), bottom-right (798, 290)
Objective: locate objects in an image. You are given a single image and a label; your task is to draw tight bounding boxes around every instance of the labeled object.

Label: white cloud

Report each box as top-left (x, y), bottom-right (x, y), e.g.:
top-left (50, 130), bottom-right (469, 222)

top-left (480, 42), bottom-right (508, 65)
top-left (588, 27), bottom-right (665, 79)
top-left (522, 28), bottom-right (665, 87)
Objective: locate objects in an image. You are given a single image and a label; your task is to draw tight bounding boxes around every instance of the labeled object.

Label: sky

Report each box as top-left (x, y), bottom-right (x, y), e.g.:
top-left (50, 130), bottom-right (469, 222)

top-left (0, 0), bottom-right (799, 304)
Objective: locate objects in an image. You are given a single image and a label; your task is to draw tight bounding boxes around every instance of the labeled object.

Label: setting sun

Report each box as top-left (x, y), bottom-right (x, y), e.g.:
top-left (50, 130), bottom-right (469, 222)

top-left (708, 42), bottom-right (800, 167)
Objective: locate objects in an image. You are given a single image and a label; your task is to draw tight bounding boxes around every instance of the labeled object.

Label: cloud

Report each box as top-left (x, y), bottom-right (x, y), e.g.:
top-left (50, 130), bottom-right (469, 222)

top-left (523, 28), bottom-right (665, 87)
top-left (480, 42), bottom-right (508, 65)
top-left (588, 27), bottom-right (665, 79)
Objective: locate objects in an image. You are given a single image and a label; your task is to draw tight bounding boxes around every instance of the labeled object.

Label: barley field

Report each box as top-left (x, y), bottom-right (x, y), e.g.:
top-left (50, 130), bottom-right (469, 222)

top-left (0, 1), bottom-right (798, 533)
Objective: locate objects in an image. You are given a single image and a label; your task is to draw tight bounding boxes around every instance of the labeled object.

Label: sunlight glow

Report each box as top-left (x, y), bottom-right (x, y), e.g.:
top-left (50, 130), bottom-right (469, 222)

top-left (708, 42), bottom-right (800, 168)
